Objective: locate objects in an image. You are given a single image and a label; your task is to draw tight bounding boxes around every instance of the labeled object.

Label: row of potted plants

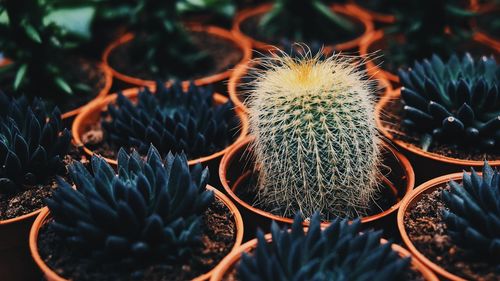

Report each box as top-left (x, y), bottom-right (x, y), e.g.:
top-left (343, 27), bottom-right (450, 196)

top-left (0, 0), bottom-right (498, 281)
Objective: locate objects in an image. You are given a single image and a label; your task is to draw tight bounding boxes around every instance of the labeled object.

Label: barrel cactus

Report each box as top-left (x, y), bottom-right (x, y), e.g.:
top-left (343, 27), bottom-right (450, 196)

top-left (46, 145), bottom-right (214, 261)
top-left (442, 162), bottom-right (500, 259)
top-left (398, 53), bottom-right (499, 151)
top-left (238, 214), bottom-right (411, 281)
top-left (0, 91), bottom-right (71, 194)
top-left (246, 51), bottom-right (381, 219)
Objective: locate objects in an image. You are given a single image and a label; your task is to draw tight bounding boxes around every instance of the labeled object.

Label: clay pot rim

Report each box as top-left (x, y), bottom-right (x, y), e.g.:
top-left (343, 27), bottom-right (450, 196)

top-left (29, 185), bottom-right (244, 281)
top-left (360, 29), bottom-right (500, 85)
top-left (0, 59), bottom-right (113, 120)
top-left (397, 172), bottom-right (468, 281)
top-left (231, 3), bottom-right (374, 52)
top-left (210, 233), bottom-right (439, 281)
top-left (72, 86), bottom-right (249, 166)
top-left (349, 0), bottom-right (396, 24)
top-left (218, 135), bottom-right (415, 225)
top-left (227, 57), bottom-right (394, 115)
top-left (0, 207), bottom-right (42, 226)
top-left (375, 88), bottom-right (500, 167)
top-left (102, 25), bottom-right (252, 87)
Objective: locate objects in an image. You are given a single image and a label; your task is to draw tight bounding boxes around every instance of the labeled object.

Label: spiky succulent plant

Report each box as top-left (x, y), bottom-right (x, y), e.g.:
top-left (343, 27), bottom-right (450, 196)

top-left (46, 145), bottom-right (214, 261)
top-left (442, 162), bottom-right (500, 259)
top-left (0, 0), bottom-right (96, 97)
top-left (246, 51), bottom-right (380, 219)
top-left (238, 214), bottom-right (411, 281)
top-left (176, 0), bottom-right (236, 19)
top-left (398, 53), bottom-right (500, 151)
top-left (259, 0), bottom-right (356, 43)
top-left (0, 91), bottom-right (71, 194)
top-left (102, 81), bottom-right (238, 160)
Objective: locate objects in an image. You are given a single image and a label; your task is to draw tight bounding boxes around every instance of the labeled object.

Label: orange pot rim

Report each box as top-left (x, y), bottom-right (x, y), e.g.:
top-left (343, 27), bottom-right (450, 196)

top-left (30, 185), bottom-right (244, 281)
top-left (397, 172), bottom-right (468, 281)
top-left (348, 1), bottom-right (396, 24)
top-left (232, 3), bottom-right (374, 52)
top-left (210, 233), bottom-right (438, 281)
top-left (375, 88), bottom-right (500, 167)
top-left (0, 206), bottom-right (42, 226)
top-left (61, 63), bottom-right (113, 120)
top-left (102, 25), bottom-right (252, 87)
top-left (72, 86), bottom-right (249, 166)
top-left (219, 136), bottom-right (415, 225)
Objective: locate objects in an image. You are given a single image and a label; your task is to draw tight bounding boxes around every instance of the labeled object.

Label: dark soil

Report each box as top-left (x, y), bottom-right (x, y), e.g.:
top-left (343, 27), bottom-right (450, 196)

top-left (0, 144), bottom-right (84, 221)
top-left (405, 185), bottom-right (499, 280)
top-left (38, 199), bottom-right (236, 281)
top-left (0, 180), bottom-right (55, 220)
top-left (381, 97), bottom-right (500, 161)
top-left (108, 31), bottom-right (242, 81)
top-left (240, 12), bottom-right (364, 49)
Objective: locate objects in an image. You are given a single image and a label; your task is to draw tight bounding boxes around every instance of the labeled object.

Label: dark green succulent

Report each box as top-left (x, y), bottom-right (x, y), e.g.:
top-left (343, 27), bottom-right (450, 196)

top-left (259, 0), bottom-right (357, 44)
top-left (442, 162), bottom-right (500, 259)
top-left (102, 81), bottom-right (238, 160)
top-left (0, 91), bottom-right (71, 194)
top-left (176, 0), bottom-right (236, 19)
top-left (46, 145), bottom-right (214, 262)
top-left (123, 0), bottom-right (211, 80)
top-left (237, 214), bottom-right (411, 281)
top-left (0, 0), bottom-right (96, 97)
top-left (388, 0), bottom-right (477, 66)
top-left (398, 53), bottom-right (499, 151)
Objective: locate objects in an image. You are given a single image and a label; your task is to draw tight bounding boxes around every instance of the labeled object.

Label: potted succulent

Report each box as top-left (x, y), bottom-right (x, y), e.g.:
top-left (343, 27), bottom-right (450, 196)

top-left (376, 53), bottom-right (500, 184)
top-left (232, 0), bottom-right (374, 53)
top-left (0, 0), bottom-right (112, 119)
top-left (0, 91), bottom-right (71, 280)
top-left (72, 81), bottom-right (248, 186)
top-left (398, 162), bottom-right (499, 280)
top-left (102, 0), bottom-right (251, 88)
top-left (220, 50), bottom-right (414, 230)
top-left (211, 214), bottom-right (439, 281)
top-left (348, 0), bottom-right (397, 24)
top-left (30, 145), bottom-right (244, 281)
top-left (360, 0), bottom-right (499, 84)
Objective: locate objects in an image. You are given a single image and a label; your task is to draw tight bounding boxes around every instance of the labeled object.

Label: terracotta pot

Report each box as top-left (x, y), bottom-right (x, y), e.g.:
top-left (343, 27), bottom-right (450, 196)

top-left (102, 25), bottom-right (252, 88)
top-left (397, 173), bottom-right (468, 281)
top-left (228, 58), bottom-right (394, 115)
top-left (360, 29), bottom-right (500, 85)
top-left (72, 86), bottom-right (248, 186)
top-left (469, 1), bottom-right (500, 50)
top-left (375, 88), bottom-right (500, 185)
top-left (349, 0), bottom-right (396, 24)
top-left (30, 185), bottom-right (244, 281)
top-left (0, 209), bottom-right (44, 281)
top-left (219, 136), bottom-right (415, 231)
top-left (0, 59), bottom-right (112, 120)
top-left (232, 3), bottom-right (374, 53)
top-left (210, 234), bottom-right (439, 281)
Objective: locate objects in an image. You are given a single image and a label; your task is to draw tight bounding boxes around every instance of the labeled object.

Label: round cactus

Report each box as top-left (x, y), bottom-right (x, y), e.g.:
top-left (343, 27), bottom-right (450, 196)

top-left (246, 50), bottom-right (381, 219)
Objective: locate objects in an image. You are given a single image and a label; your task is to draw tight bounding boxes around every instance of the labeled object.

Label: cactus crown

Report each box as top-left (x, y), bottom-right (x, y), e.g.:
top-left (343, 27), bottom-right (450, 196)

top-left (46, 145), bottom-right (214, 262)
top-left (442, 162), bottom-right (500, 259)
top-left (237, 214), bottom-right (411, 281)
top-left (259, 0), bottom-right (356, 43)
top-left (102, 81), bottom-right (238, 160)
top-left (398, 53), bottom-right (499, 151)
top-left (0, 91), bottom-right (71, 195)
top-left (246, 50), bottom-right (381, 219)
top-left (0, 0), bottom-right (95, 96)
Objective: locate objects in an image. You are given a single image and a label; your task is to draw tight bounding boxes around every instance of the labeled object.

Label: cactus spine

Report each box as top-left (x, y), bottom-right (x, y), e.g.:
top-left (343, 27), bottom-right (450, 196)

top-left (246, 50), bottom-right (381, 219)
